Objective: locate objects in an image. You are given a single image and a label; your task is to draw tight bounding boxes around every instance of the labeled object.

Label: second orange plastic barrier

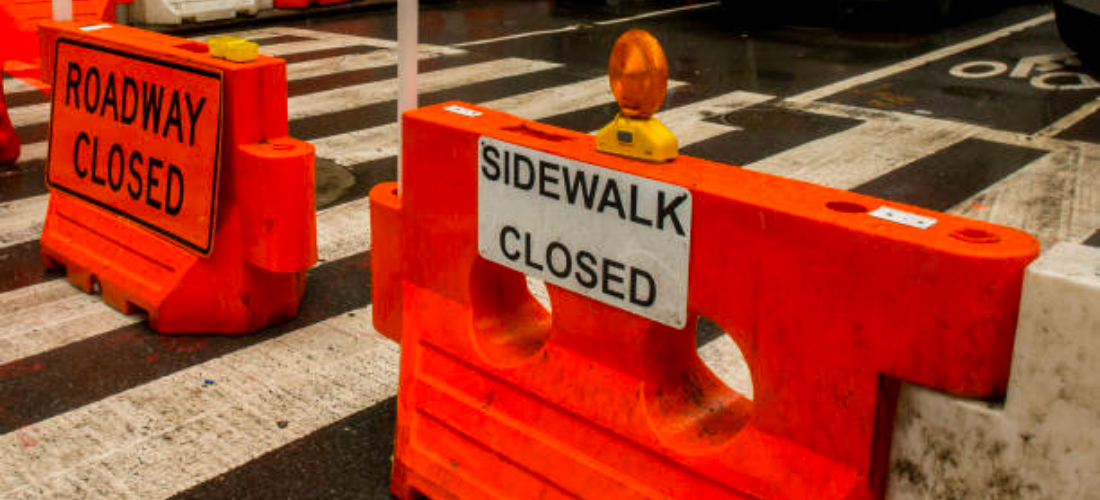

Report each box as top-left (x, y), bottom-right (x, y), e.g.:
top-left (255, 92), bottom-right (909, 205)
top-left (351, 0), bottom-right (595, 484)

top-left (372, 101), bottom-right (1039, 499)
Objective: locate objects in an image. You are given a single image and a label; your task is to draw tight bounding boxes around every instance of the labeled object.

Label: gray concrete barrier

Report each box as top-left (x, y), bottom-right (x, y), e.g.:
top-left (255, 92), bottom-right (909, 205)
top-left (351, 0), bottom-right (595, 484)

top-left (887, 242), bottom-right (1100, 499)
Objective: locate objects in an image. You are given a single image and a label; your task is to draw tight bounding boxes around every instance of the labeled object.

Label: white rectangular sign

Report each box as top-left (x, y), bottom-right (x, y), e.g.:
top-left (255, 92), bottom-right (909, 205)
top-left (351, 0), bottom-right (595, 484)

top-left (869, 206), bottom-right (937, 229)
top-left (478, 137), bottom-right (692, 328)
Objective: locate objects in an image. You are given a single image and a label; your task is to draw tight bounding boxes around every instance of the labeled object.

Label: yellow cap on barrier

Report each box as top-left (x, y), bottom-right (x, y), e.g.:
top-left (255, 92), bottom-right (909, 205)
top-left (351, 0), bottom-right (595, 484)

top-left (206, 36), bottom-right (237, 58)
top-left (207, 36), bottom-right (259, 63)
top-left (596, 30), bottom-right (678, 163)
top-left (225, 39), bottom-right (259, 63)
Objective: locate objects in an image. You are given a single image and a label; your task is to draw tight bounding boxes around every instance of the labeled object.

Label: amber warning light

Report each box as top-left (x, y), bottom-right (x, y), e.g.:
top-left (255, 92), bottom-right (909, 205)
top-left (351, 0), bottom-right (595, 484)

top-left (596, 29), bottom-right (678, 162)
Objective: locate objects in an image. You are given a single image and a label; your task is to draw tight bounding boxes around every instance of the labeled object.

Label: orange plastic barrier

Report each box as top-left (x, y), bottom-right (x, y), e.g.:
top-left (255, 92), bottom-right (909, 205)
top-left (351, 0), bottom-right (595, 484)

top-left (1, 0), bottom-right (131, 80)
top-left (38, 22), bottom-right (316, 334)
top-left (371, 101), bottom-right (1039, 499)
top-left (0, 83), bottom-right (18, 164)
top-left (1, 0), bottom-right (134, 164)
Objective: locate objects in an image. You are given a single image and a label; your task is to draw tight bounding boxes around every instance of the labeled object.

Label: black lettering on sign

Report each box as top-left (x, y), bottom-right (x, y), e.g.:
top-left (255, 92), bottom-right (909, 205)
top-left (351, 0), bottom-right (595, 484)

top-left (478, 138), bottom-right (690, 327)
top-left (657, 191), bottom-right (687, 237)
top-left (100, 73), bottom-right (119, 121)
top-left (84, 67), bottom-right (101, 115)
top-left (107, 144), bottom-right (125, 191)
top-left (629, 268), bottom-right (656, 307)
top-left (482, 144), bottom-right (501, 180)
top-left (514, 153), bottom-right (534, 190)
top-left (57, 58), bottom-right (212, 147)
top-left (90, 136), bottom-right (106, 186)
top-left (142, 82), bottom-right (164, 135)
top-left (494, 224), bottom-right (662, 309)
top-left (127, 151), bottom-right (144, 200)
top-left (499, 225), bottom-right (520, 261)
top-left (73, 132), bottom-right (90, 178)
top-left (523, 231), bottom-right (543, 271)
top-left (538, 160), bottom-right (560, 200)
top-left (185, 94), bottom-right (207, 147)
top-left (47, 39), bottom-right (224, 257)
top-left (61, 134), bottom-right (190, 216)
top-left (598, 179), bottom-right (626, 219)
top-left (121, 76), bottom-right (138, 125)
top-left (575, 251), bottom-right (598, 289)
top-left (629, 184), bottom-right (652, 227)
top-left (546, 241), bottom-right (571, 278)
top-left (146, 157), bottom-right (163, 210)
top-left (65, 62), bottom-right (82, 109)
top-left (165, 163), bottom-right (184, 215)
top-left (163, 91), bottom-right (184, 144)
top-left (562, 166), bottom-right (599, 208)
top-left (481, 141), bottom-right (691, 240)
top-left (602, 258), bottom-right (625, 300)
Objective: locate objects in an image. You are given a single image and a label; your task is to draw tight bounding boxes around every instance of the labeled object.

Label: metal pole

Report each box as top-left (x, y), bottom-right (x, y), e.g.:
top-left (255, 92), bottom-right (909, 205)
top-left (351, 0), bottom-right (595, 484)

top-left (53, 0), bottom-right (73, 21)
top-left (396, 0), bottom-right (418, 194)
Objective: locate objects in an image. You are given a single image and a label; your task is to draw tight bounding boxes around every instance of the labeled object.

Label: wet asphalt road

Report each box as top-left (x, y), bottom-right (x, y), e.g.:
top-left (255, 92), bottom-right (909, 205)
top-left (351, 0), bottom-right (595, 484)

top-left (1, 1), bottom-right (1099, 498)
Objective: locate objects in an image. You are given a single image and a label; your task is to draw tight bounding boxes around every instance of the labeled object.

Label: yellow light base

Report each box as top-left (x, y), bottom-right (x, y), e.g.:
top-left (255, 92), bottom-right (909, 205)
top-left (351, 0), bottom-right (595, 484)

top-left (596, 114), bottom-right (678, 163)
top-left (207, 36), bottom-right (259, 63)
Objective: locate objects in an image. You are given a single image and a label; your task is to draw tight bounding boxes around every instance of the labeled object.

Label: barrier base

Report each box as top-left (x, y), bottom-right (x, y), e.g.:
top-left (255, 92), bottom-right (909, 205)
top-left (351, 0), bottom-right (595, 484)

top-left (41, 191), bottom-right (308, 334)
top-left (0, 82), bottom-right (20, 165)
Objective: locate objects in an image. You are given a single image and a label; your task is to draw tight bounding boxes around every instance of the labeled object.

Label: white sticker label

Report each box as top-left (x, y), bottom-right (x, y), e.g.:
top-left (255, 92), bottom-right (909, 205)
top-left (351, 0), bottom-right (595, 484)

top-left (444, 105), bottom-right (482, 117)
top-left (478, 137), bottom-right (691, 328)
top-left (79, 24), bottom-right (113, 31)
top-left (869, 206), bottom-right (938, 229)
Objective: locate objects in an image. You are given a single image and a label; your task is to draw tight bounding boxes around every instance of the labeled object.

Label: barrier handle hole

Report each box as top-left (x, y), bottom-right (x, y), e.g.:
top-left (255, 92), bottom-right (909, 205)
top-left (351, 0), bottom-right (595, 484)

top-left (826, 201), bottom-right (870, 214)
top-left (174, 41), bottom-right (210, 54)
top-left (950, 227), bottom-right (1001, 244)
top-left (502, 123), bottom-right (573, 143)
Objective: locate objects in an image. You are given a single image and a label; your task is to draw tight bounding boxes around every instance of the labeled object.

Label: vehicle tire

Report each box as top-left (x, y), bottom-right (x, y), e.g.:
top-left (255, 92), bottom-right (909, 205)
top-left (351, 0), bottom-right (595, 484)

top-left (1055, 2), bottom-right (1100, 66)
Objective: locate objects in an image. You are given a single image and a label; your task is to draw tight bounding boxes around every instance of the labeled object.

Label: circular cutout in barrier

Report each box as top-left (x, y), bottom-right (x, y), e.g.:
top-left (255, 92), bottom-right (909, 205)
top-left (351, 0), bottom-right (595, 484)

top-left (950, 227), bottom-right (1000, 244)
top-left (469, 258), bottom-right (553, 367)
top-left (696, 317), bottom-right (754, 399)
top-left (643, 316), bottom-right (753, 453)
top-left (826, 201), bottom-right (870, 214)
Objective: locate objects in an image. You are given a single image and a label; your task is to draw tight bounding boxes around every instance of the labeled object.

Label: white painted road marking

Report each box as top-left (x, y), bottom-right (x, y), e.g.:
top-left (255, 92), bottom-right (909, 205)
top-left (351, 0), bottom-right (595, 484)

top-left (289, 58), bottom-right (560, 120)
top-left (0, 195), bottom-right (371, 366)
top-left (454, 2), bottom-right (720, 48)
top-left (0, 307), bottom-right (399, 500)
top-left (788, 13), bottom-right (1054, 103)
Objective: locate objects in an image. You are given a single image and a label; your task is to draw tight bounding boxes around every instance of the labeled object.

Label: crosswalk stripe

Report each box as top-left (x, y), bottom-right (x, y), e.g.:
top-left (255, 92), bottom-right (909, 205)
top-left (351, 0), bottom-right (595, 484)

top-left (698, 335), bottom-right (754, 399)
top-left (2, 78), bottom-right (38, 95)
top-left (311, 76), bottom-right (634, 166)
top-left (0, 195), bottom-right (370, 367)
top-left (0, 290), bottom-right (132, 367)
top-left (288, 58), bottom-right (560, 121)
top-left (0, 197), bottom-right (47, 248)
top-left (201, 27), bottom-right (463, 58)
top-left (651, 91), bottom-right (773, 143)
top-left (5, 43), bottom-right (468, 130)
top-left (746, 114), bottom-right (976, 189)
top-left (0, 306), bottom-right (399, 500)
top-left (949, 146), bottom-right (1100, 249)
